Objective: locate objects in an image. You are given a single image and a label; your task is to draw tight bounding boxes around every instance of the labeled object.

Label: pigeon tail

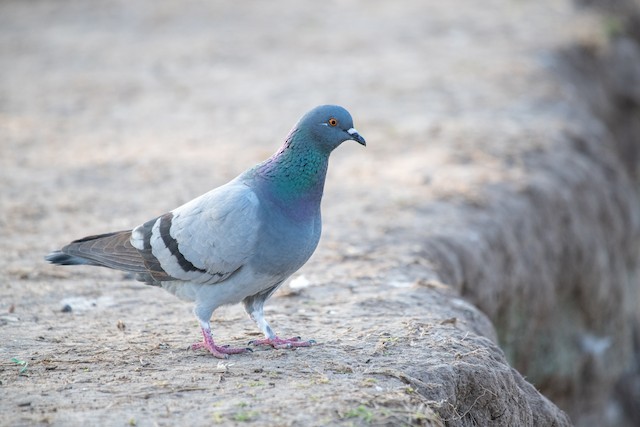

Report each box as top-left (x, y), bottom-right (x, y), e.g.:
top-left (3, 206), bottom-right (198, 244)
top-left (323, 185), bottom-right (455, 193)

top-left (45, 251), bottom-right (102, 266)
top-left (45, 231), bottom-right (149, 274)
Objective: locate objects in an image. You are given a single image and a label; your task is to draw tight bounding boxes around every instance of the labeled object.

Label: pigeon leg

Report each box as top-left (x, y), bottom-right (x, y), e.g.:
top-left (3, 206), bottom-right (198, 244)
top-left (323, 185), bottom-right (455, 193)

top-left (191, 321), bottom-right (251, 358)
top-left (243, 294), bottom-right (315, 349)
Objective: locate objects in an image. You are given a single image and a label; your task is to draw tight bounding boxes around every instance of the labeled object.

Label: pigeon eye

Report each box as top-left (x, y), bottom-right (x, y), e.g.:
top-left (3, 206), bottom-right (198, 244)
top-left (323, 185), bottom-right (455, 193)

top-left (328, 118), bottom-right (338, 127)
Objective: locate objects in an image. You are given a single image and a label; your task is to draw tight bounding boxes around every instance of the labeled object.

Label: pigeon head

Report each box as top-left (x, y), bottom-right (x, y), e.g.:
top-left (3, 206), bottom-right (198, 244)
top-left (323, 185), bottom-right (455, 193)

top-left (253, 105), bottom-right (364, 204)
top-left (293, 105), bottom-right (366, 153)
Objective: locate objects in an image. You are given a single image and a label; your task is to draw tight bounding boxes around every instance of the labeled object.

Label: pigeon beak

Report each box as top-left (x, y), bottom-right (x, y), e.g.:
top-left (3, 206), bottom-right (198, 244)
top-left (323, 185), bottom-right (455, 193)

top-left (347, 128), bottom-right (366, 146)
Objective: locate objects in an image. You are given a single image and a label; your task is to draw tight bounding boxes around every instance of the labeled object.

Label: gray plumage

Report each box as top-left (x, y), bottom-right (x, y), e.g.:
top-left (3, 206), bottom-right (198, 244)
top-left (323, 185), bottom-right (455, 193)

top-left (45, 105), bottom-right (365, 358)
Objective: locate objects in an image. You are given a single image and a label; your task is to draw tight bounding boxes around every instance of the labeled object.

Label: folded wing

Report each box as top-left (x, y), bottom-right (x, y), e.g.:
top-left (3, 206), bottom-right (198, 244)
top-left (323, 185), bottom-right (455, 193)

top-left (47, 182), bottom-right (261, 286)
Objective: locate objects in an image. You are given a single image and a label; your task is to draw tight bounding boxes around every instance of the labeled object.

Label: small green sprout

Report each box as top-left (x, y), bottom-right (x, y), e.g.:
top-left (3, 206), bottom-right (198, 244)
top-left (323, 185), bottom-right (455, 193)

top-left (11, 357), bottom-right (28, 375)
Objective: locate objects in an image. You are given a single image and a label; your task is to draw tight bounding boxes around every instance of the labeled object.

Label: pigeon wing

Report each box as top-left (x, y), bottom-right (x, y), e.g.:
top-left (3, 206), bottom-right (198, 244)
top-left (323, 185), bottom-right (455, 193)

top-left (131, 182), bottom-right (260, 285)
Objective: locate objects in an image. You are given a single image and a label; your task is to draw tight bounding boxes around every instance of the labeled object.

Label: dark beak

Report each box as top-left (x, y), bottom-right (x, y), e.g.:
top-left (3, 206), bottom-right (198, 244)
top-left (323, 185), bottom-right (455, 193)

top-left (347, 128), bottom-right (366, 146)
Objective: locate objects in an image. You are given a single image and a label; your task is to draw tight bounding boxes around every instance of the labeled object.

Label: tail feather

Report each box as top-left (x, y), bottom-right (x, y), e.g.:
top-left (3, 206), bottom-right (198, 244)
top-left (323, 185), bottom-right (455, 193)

top-left (45, 251), bottom-right (103, 266)
top-left (45, 230), bottom-right (149, 274)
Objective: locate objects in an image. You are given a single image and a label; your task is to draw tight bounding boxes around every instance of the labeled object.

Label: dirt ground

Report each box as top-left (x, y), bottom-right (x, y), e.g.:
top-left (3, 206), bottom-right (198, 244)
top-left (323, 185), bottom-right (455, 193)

top-left (0, 0), bottom-right (613, 425)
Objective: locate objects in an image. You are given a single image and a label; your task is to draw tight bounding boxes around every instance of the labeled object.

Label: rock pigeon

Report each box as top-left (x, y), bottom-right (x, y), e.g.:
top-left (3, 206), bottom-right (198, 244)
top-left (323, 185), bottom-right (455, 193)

top-left (45, 105), bottom-right (365, 358)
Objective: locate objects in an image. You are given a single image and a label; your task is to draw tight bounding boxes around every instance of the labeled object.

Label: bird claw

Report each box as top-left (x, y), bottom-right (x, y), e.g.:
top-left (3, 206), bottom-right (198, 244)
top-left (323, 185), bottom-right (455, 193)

top-left (191, 341), bottom-right (252, 358)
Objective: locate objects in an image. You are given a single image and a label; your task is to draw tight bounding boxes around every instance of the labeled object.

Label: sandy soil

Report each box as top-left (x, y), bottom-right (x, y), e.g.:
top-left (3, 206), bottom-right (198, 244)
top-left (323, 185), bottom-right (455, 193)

top-left (0, 0), bottom-right (595, 425)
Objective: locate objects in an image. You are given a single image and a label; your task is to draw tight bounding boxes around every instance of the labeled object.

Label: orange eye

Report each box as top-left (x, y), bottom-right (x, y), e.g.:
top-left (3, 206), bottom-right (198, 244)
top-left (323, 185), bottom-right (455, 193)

top-left (328, 118), bottom-right (338, 127)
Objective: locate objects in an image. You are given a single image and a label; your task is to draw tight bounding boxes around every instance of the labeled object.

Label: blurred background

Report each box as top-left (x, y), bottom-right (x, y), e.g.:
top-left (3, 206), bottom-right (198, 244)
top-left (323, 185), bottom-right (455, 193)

top-left (2, 0), bottom-right (640, 426)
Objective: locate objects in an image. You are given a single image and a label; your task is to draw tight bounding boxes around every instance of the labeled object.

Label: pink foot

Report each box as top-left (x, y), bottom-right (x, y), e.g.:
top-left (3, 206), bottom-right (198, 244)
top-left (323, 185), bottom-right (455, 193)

top-left (191, 327), bottom-right (251, 359)
top-left (249, 336), bottom-right (316, 350)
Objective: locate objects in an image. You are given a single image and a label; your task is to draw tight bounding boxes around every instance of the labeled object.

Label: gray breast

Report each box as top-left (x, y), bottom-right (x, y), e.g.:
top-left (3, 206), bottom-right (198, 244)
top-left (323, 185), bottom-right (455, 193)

top-left (251, 208), bottom-right (321, 278)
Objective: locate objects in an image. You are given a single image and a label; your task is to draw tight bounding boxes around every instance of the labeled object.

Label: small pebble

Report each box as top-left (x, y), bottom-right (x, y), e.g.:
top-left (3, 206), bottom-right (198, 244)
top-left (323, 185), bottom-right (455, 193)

top-left (61, 304), bottom-right (72, 313)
